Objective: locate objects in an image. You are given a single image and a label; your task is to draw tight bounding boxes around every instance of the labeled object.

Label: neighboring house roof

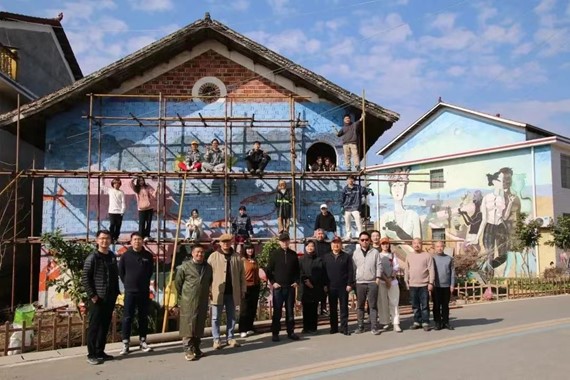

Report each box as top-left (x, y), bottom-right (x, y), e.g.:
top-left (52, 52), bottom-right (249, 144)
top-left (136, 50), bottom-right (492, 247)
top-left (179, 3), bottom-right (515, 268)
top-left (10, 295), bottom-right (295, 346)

top-left (0, 11), bottom-right (83, 81)
top-left (0, 13), bottom-right (399, 148)
top-left (376, 101), bottom-right (558, 156)
top-left (0, 70), bottom-right (38, 102)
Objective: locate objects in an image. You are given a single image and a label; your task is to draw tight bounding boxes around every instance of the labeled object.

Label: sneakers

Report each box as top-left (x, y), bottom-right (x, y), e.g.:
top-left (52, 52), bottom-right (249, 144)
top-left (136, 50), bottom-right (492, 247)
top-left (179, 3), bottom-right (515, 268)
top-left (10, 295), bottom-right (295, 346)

top-left (212, 340), bottom-right (222, 350)
top-left (445, 323), bottom-right (455, 330)
top-left (119, 342), bottom-right (130, 356)
top-left (353, 327), bottom-right (365, 334)
top-left (371, 329), bottom-right (381, 336)
top-left (394, 324), bottom-right (403, 333)
top-left (140, 340), bottom-right (153, 353)
top-left (185, 350), bottom-right (197, 361)
top-left (87, 357), bottom-right (102, 365)
top-left (240, 332), bottom-right (248, 338)
top-left (246, 330), bottom-right (255, 337)
top-left (227, 339), bottom-right (241, 348)
top-left (434, 322), bottom-right (442, 331)
top-left (96, 353), bottom-right (114, 361)
top-left (381, 324), bottom-right (391, 332)
top-left (410, 322), bottom-right (421, 330)
top-left (422, 324), bottom-right (432, 332)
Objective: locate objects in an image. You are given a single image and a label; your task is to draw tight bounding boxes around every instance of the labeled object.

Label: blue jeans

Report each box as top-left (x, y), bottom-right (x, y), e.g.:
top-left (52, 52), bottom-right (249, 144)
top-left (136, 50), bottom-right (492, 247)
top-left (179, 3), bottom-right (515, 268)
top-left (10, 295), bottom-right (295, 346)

top-left (325, 231), bottom-right (335, 241)
top-left (271, 286), bottom-right (296, 336)
top-left (409, 286), bottom-right (430, 324)
top-left (211, 294), bottom-right (236, 341)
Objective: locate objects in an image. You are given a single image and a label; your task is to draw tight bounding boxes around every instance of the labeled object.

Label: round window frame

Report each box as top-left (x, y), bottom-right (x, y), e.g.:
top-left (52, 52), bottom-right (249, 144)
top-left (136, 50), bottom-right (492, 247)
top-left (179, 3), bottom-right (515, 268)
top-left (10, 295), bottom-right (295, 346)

top-left (191, 76), bottom-right (227, 103)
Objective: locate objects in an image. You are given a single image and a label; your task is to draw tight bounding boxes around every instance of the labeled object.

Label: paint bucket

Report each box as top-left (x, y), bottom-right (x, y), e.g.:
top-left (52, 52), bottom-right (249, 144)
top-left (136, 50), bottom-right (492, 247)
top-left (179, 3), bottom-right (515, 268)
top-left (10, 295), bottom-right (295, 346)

top-left (14, 304), bottom-right (35, 326)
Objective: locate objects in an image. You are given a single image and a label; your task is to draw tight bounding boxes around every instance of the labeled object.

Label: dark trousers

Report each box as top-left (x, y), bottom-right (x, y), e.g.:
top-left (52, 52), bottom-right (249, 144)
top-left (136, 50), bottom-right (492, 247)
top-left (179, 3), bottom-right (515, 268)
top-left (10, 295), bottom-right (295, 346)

top-left (109, 213), bottom-right (123, 241)
top-left (432, 287), bottom-right (451, 324)
top-left (356, 283), bottom-right (378, 330)
top-left (328, 288), bottom-right (349, 333)
top-left (409, 286), bottom-right (430, 324)
top-left (87, 296), bottom-right (117, 358)
top-left (320, 293), bottom-right (328, 313)
top-left (302, 302), bottom-right (319, 332)
top-left (271, 286), bottom-right (295, 336)
top-left (138, 209), bottom-right (153, 238)
top-left (121, 292), bottom-right (150, 341)
top-left (246, 156), bottom-right (270, 172)
top-left (239, 285), bottom-right (260, 333)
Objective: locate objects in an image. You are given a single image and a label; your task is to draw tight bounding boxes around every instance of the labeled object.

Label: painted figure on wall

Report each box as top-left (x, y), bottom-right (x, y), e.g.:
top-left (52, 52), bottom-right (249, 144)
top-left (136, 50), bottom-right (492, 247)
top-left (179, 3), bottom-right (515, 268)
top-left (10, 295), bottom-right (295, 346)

top-left (380, 168), bottom-right (421, 242)
top-left (457, 190), bottom-right (483, 250)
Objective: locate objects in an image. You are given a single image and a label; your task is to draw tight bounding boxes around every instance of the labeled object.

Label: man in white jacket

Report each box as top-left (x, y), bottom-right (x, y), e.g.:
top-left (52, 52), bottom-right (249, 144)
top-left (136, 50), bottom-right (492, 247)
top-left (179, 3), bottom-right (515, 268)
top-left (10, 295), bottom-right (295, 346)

top-left (352, 231), bottom-right (382, 335)
top-left (101, 177), bottom-right (126, 243)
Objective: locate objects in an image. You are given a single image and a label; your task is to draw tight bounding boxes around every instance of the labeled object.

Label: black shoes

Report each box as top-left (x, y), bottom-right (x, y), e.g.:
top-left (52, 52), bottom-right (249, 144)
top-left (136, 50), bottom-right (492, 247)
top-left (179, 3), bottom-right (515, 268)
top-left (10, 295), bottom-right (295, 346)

top-left (445, 323), bottom-right (455, 330)
top-left (434, 323), bottom-right (442, 331)
top-left (272, 335), bottom-right (280, 342)
top-left (287, 333), bottom-right (300, 341)
top-left (96, 353), bottom-right (114, 361)
top-left (87, 357), bottom-right (102, 365)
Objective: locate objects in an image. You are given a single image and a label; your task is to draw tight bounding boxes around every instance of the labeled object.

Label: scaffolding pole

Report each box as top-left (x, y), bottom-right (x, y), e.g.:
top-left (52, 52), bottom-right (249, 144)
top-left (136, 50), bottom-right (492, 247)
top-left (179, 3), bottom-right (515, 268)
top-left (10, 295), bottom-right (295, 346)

top-left (224, 96), bottom-right (229, 233)
top-left (289, 95), bottom-right (297, 244)
top-left (10, 93), bottom-right (21, 311)
top-left (29, 157), bottom-right (35, 303)
top-left (86, 94), bottom-right (94, 241)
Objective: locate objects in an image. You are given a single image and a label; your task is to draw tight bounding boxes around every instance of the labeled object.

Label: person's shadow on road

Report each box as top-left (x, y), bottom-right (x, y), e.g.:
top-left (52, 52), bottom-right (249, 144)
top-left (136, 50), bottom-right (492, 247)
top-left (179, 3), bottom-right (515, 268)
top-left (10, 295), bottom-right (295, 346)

top-left (449, 318), bottom-right (503, 327)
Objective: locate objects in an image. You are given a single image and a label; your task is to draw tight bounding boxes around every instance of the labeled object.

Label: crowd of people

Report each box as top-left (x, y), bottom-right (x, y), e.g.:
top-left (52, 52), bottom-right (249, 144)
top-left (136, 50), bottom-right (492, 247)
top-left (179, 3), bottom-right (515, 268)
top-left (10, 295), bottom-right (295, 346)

top-left (82, 228), bottom-right (455, 364)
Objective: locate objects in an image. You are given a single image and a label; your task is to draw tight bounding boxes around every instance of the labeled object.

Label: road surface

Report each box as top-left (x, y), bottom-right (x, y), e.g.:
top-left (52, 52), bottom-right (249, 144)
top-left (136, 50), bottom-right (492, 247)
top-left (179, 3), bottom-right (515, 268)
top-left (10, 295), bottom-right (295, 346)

top-left (4, 295), bottom-right (570, 380)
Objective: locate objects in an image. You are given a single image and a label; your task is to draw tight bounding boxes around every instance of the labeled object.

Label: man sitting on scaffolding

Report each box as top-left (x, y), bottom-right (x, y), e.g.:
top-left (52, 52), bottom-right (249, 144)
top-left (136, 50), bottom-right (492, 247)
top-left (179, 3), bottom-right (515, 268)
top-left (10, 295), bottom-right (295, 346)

top-left (245, 141), bottom-right (271, 176)
top-left (178, 140), bottom-right (202, 172)
top-left (202, 138), bottom-right (225, 172)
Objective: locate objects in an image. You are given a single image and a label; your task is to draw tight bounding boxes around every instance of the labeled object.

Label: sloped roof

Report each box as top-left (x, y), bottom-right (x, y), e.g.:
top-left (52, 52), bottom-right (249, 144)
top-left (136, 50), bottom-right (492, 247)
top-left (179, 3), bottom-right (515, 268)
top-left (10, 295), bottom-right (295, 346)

top-left (0, 13), bottom-right (399, 137)
top-left (0, 11), bottom-right (83, 81)
top-left (376, 101), bottom-right (556, 156)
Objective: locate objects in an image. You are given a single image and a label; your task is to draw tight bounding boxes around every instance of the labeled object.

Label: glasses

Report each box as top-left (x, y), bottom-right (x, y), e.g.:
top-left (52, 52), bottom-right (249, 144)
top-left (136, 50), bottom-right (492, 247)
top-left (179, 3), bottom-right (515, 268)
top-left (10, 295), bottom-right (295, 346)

top-left (360, 238), bottom-right (370, 242)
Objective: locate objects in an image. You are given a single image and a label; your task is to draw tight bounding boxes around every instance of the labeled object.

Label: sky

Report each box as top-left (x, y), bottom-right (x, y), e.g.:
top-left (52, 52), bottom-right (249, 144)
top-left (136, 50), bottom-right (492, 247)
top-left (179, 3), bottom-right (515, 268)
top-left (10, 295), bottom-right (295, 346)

top-left (2, 0), bottom-right (570, 165)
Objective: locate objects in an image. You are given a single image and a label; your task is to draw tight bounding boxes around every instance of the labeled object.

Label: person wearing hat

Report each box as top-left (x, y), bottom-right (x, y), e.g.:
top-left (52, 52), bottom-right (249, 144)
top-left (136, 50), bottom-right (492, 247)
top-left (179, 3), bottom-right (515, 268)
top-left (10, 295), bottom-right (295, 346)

top-left (376, 234), bottom-right (402, 333)
top-left (174, 245), bottom-right (213, 361)
top-left (238, 243), bottom-right (260, 338)
top-left (299, 240), bottom-right (327, 334)
top-left (322, 236), bottom-right (354, 335)
top-left (314, 204), bottom-right (337, 241)
top-left (207, 233), bottom-right (246, 349)
top-left (183, 140), bottom-right (202, 172)
top-left (231, 206), bottom-right (254, 252)
top-left (265, 232), bottom-right (300, 341)
top-left (245, 141), bottom-right (271, 176)
top-left (202, 138), bottom-right (225, 172)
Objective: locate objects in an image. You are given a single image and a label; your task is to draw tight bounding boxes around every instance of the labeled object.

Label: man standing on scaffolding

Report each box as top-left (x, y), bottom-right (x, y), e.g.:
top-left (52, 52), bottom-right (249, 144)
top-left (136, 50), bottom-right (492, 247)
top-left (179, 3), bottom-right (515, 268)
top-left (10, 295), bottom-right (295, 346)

top-left (337, 114), bottom-right (363, 171)
top-left (245, 141), bottom-right (271, 176)
top-left (341, 175), bottom-right (369, 241)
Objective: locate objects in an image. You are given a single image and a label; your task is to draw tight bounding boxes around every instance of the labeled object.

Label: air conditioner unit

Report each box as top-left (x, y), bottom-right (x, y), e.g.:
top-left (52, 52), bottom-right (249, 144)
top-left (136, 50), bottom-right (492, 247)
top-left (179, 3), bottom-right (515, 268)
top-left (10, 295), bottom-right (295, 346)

top-left (534, 216), bottom-right (553, 227)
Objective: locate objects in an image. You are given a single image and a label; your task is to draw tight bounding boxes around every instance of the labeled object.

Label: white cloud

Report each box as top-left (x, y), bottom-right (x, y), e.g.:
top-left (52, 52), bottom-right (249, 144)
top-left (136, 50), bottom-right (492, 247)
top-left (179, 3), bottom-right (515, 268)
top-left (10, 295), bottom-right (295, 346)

top-left (232, 0), bottom-right (251, 11)
top-left (267, 0), bottom-right (292, 15)
top-left (128, 0), bottom-right (173, 12)
top-left (419, 29), bottom-right (477, 51)
top-left (512, 42), bottom-right (534, 56)
top-left (246, 29), bottom-right (321, 55)
top-left (430, 13), bottom-right (457, 31)
top-left (534, 0), bottom-right (557, 15)
top-left (447, 66), bottom-right (466, 77)
top-left (482, 23), bottom-right (522, 44)
top-left (358, 13), bottom-right (412, 45)
top-left (476, 4), bottom-right (498, 24)
top-left (489, 99), bottom-right (570, 135)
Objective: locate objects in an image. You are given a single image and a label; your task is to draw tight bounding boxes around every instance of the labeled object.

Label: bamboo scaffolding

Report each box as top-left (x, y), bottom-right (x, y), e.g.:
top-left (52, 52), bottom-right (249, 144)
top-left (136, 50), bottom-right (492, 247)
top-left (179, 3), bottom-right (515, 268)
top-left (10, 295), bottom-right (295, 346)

top-left (290, 95), bottom-right (297, 243)
top-left (85, 94), bottom-right (94, 241)
top-left (29, 157), bottom-right (35, 303)
top-left (10, 94), bottom-right (21, 311)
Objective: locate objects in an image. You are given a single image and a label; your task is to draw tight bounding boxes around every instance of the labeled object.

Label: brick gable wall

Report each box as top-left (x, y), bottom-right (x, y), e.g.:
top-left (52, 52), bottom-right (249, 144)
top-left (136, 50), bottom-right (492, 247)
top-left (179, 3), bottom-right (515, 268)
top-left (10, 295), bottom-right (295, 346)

top-left (130, 50), bottom-right (295, 99)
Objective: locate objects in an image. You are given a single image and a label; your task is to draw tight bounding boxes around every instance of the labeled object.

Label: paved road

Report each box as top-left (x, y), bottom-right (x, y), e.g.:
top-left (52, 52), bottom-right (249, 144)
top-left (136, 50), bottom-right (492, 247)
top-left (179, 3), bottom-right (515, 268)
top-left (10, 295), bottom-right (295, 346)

top-left (5, 296), bottom-right (570, 380)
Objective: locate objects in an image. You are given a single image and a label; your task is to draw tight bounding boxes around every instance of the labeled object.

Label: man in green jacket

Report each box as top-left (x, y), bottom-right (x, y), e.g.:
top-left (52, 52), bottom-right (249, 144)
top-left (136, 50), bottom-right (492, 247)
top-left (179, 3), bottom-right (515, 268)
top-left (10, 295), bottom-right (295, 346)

top-left (175, 245), bottom-right (213, 361)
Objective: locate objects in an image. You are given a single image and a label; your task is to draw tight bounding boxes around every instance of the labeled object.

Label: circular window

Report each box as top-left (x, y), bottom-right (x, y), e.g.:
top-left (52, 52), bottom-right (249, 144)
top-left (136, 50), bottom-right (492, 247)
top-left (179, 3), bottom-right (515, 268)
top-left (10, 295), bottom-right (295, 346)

top-left (192, 76), bottom-right (227, 103)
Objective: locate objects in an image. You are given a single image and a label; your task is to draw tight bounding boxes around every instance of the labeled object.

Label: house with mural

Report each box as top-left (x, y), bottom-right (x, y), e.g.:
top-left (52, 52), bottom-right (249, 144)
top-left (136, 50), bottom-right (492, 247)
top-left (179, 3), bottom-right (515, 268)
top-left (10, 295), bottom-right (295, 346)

top-left (0, 14), bottom-right (398, 307)
top-left (367, 102), bottom-right (570, 279)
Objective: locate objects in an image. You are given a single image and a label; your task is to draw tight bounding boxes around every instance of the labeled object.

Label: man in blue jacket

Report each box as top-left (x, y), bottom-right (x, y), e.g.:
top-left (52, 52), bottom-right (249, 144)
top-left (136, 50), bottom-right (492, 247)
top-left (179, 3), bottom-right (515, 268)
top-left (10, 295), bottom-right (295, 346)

top-left (341, 175), bottom-right (368, 241)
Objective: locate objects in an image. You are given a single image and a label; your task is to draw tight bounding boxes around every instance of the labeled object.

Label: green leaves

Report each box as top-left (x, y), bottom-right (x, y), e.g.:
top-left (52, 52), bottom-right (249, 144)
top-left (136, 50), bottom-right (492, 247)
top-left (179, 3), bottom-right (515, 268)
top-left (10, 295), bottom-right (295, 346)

top-left (513, 212), bottom-right (542, 252)
top-left (546, 215), bottom-right (570, 252)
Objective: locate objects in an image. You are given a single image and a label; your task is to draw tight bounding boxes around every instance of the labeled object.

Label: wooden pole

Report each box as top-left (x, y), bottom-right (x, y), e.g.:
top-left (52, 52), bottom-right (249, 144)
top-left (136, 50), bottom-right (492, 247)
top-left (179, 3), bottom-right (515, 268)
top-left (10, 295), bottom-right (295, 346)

top-left (290, 95), bottom-right (297, 244)
top-left (86, 94), bottom-right (94, 241)
top-left (29, 157), bottom-right (35, 303)
top-left (224, 96), bottom-right (229, 233)
top-left (11, 93), bottom-right (21, 311)
top-left (97, 119), bottom-right (102, 231)
top-left (161, 173), bottom-right (187, 333)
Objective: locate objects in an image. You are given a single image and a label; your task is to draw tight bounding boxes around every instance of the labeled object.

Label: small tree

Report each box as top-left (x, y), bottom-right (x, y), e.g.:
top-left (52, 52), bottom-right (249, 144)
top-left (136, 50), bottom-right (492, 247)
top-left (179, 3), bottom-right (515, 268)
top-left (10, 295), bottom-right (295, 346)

top-left (546, 214), bottom-right (570, 270)
top-left (41, 230), bottom-right (94, 314)
top-left (512, 212), bottom-right (542, 277)
top-left (258, 238), bottom-right (279, 304)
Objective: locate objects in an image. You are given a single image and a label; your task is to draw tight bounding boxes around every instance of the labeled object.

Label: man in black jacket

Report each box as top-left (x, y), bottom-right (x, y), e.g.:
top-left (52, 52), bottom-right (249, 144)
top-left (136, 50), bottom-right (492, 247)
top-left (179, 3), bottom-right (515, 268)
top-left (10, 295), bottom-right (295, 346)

top-left (314, 228), bottom-right (332, 315)
top-left (314, 204), bottom-right (337, 240)
top-left (81, 230), bottom-right (120, 365)
top-left (299, 241), bottom-right (327, 334)
top-left (265, 232), bottom-right (300, 342)
top-left (245, 141), bottom-right (271, 176)
top-left (118, 232), bottom-right (154, 355)
top-left (323, 236), bottom-right (354, 335)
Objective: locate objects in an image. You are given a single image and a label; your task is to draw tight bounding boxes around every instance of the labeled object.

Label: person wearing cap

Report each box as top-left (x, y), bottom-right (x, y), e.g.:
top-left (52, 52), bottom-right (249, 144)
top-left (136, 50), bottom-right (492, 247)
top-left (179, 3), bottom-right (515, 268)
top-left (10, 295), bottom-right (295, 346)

top-left (174, 245), bottom-right (213, 361)
top-left (245, 140), bottom-right (271, 176)
top-left (207, 233), bottom-right (246, 349)
top-left (231, 206), bottom-right (254, 251)
top-left (202, 138), bottom-right (225, 172)
top-left (336, 113), bottom-right (363, 171)
top-left (405, 238), bottom-right (435, 332)
top-left (376, 234), bottom-right (402, 333)
top-left (299, 240), bottom-right (328, 334)
top-left (323, 236), bottom-right (354, 335)
top-left (265, 232), bottom-right (300, 341)
top-left (341, 175), bottom-right (368, 241)
top-left (314, 204), bottom-right (337, 241)
top-left (183, 140), bottom-right (202, 172)
top-left (238, 243), bottom-right (260, 338)
top-left (275, 180), bottom-right (292, 234)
